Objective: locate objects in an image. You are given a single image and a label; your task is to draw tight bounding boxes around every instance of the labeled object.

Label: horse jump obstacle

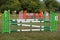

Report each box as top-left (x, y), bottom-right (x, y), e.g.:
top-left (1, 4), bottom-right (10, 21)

top-left (2, 10), bottom-right (58, 33)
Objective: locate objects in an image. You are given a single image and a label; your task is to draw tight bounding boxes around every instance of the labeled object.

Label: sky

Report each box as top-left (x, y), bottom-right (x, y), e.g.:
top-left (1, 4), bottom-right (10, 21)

top-left (40, 0), bottom-right (60, 2)
top-left (40, 0), bottom-right (60, 3)
top-left (57, 0), bottom-right (60, 2)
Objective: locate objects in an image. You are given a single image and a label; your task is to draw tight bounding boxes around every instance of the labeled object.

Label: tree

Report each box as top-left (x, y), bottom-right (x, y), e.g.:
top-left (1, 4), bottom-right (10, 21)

top-left (19, 0), bottom-right (41, 12)
top-left (0, 0), bottom-right (7, 6)
top-left (0, 0), bottom-right (21, 11)
top-left (39, 0), bottom-right (47, 11)
top-left (43, 0), bottom-right (60, 11)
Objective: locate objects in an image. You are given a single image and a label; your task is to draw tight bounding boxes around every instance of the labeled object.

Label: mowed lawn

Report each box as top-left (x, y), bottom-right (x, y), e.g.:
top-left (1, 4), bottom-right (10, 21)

top-left (0, 13), bottom-right (60, 40)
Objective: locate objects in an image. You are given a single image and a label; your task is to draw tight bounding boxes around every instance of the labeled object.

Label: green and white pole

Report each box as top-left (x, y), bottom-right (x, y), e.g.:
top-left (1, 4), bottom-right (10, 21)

top-left (30, 21), bottom-right (32, 31)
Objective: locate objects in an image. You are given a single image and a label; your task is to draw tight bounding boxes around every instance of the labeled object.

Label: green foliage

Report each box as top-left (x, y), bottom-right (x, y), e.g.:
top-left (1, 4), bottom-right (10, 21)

top-left (39, 1), bottom-right (47, 11)
top-left (0, 0), bottom-right (21, 11)
top-left (0, 0), bottom-right (60, 12)
top-left (19, 0), bottom-right (41, 12)
top-left (27, 0), bottom-right (41, 12)
top-left (0, 0), bottom-right (7, 6)
top-left (43, 0), bottom-right (60, 11)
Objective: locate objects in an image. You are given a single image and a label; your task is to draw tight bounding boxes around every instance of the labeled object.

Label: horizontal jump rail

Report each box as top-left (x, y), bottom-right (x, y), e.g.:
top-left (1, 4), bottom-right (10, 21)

top-left (11, 29), bottom-right (44, 32)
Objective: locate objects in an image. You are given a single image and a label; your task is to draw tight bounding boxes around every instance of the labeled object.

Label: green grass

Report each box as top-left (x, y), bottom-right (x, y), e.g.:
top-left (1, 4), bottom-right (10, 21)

top-left (0, 32), bottom-right (60, 40)
top-left (0, 13), bottom-right (60, 40)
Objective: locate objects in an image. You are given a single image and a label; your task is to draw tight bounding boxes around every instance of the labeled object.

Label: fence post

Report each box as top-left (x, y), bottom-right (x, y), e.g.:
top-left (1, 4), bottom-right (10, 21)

top-left (2, 10), bottom-right (10, 34)
top-left (50, 11), bottom-right (57, 32)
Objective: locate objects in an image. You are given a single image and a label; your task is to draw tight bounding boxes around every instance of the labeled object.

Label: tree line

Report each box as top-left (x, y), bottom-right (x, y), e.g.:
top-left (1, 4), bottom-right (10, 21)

top-left (0, 0), bottom-right (60, 12)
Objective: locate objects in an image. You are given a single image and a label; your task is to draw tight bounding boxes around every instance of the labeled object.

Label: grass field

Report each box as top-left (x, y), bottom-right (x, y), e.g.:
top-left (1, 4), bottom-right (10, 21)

top-left (0, 13), bottom-right (60, 40)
